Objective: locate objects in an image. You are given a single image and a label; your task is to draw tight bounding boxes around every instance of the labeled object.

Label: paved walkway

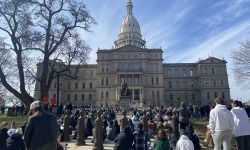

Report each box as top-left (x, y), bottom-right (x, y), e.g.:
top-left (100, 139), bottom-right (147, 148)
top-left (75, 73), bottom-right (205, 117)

top-left (67, 137), bottom-right (114, 150)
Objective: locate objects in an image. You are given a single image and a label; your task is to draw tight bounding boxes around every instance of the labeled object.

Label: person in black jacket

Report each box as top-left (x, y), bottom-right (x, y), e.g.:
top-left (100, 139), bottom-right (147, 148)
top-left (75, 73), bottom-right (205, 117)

top-left (114, 126), bottom-right (133, 150)
top-left (6, 128), bottom-right (25, 150)
top-left (24, 101), bottom-right (58, 150)
top-left (186, 124), bottom-right (201, 150)
top-left (0, 122), bottom-right (9, 150)
top-left (178, 102), bottom-right (191, 130)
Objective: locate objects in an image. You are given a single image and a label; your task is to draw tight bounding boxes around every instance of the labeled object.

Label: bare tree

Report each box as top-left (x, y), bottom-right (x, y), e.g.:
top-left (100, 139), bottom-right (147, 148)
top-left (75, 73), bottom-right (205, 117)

top-left (0, 0), bottom-right (96, 107)
top-left (232, 40), bottom-right (250, 88)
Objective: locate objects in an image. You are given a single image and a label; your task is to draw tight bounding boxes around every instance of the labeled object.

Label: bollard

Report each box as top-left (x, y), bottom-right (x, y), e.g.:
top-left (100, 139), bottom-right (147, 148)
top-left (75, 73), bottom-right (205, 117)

top-left (141, 110), bottom-right (149, 133)
top-left (63, 110), bottom-right (71, 141)
top-left (92, 111), bottom-right (104, 150)
top-left (76, 110), bottom-right (86, 145)
top-left (119, 110), bottom-right (129, 132)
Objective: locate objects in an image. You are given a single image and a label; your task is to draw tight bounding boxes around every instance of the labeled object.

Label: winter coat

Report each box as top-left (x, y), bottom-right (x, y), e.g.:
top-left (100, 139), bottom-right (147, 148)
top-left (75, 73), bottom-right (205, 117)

top-left (153, 138), bottom-right (170, 150)
top-left (178, 102), bottom-right (191, 124)
top-left (0, 128), bottom-right (9, 149)
top-left (6, 133), bottom-right (25, 150)
top-left (113, 132), bottom-right (133, 150)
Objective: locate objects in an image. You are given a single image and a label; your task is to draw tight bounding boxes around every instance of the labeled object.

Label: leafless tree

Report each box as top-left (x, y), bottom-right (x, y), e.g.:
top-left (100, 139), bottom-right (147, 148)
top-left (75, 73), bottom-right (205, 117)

top-left (0, 0), bottom-right (96, 107)
top-left (232, 40), bottom-right (250, 88)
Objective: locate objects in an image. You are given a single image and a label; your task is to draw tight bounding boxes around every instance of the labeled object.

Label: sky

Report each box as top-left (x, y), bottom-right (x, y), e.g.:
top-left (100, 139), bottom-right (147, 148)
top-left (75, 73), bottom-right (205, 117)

top-left (81, 0), bottom-right (250, 102)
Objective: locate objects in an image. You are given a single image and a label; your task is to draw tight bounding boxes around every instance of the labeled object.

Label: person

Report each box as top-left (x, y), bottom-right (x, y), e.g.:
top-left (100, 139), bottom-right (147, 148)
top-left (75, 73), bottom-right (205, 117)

top-left (175, 129), bottom-right (194, 150)
top-left (107, 121), bottom-right (116, 141)
top-left (24, 101), bottom-right (58, 150)
top-left (6, 128), bottom-right (25, 150)
top-left (153, 129), bottom-right (170, 150)
top-left (231, 100), bottom-right (250, 150)
top-left (113, 126), bottom-right (133, 150)
top-left (165, 126), bottom-right (177, 150)
top-left (7, 122), bottom-right (17, 137)
top-left (209, 97), bottom-right (234, 150)
top-left (0, 122), bottom-right (9, 149)
top-left (204, 125), bottom-right (214, 148)
top-left (133, 123), bottom-right (148, 150)
top-left (186, 125), bottom-right (201, 150)
top-left (178, 102), bottom-right (191, 130)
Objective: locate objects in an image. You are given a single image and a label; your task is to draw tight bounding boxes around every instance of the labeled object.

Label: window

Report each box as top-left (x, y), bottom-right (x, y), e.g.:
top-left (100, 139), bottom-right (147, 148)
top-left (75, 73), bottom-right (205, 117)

top-left (185, 93), bottom-right (188, 100)
top-left (222, 92), bottom-right (225, 99)
top-left (102, 67), bottom-right (104, 72)
top-left (82, 94), bottom-right (85, 101)
top-left (157, 91), bottom-right (160, 99)
top-left (135, 75), bottom-right (139, 85)
top-left (68, 82), bottom-right (71, 89)
top-left (168, 81), bottom-right (172, 88)
top-left (89, 94), bottom-right (92, 100)
top-left (170, 93), bottom-right (173, 101)
top-left (101, 79), bottom-right (104, 86)
top-left (213, 80), bottom-right (216, 87)
top-left (176, 81), bottom-right (180, 88)
top-left (74, 94), bottom-right (77, 101)
top-left (67, 94), bottom-right (70, 101)
top-left (192, 93), bottom-right (195, 100)
top-left (191, 81), bottom-right (194, 88)
top-left (101, 92), bottom-right (104, 99)
top-left (183, 69), bottom-right (187, 76)
top-left (167, 69), bottom-right (171, 76)
top-left (220, 80), bottom-right (224, 86)
top-left (156, 77), bottom-right (159, 85)
top-left (206, 80), bottom-right (209, 87)
top-left (212, 68), bottom-right (215, 74)
top-left (75, 83), bottom-right (78, 89)
top-left (207, 92), bottom-right (210, 100)
top-left (106, 92), bottom-right (108, 99)
top-left (106, 78), bottom-right (109, 86)
top-left (151, 78), bottom-right (154, 85)
top-left (183, 81), bottom-right (187, 87)
top-left (190, 69), bottom-right (194, 76)
top-left (175, 69), bottom-right (180, 76)
top-left (214, 92), bottom-right (217, 98)
top-left (53, 94), bottom-right (56, 98)
top-left (90, 82), bottom-right (92, 89)
top-left (82, 82), bottom-right (85, 89)
top-left (152, 91), bottom-right (155, 98)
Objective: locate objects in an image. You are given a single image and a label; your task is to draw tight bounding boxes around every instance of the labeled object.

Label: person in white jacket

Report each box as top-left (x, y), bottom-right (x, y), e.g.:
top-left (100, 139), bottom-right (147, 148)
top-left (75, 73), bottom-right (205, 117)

top-left (175, 129), bottom-right (194, 150)
top-left (231, 100), bottom-right (250, 150)
top-left (209, 97), bottom-right (234, 150)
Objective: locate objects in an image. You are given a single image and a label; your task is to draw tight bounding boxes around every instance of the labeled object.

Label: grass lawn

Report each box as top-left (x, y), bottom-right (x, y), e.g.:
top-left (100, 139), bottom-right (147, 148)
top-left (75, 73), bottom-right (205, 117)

top-left (0, 114), bottom-right (27, 127)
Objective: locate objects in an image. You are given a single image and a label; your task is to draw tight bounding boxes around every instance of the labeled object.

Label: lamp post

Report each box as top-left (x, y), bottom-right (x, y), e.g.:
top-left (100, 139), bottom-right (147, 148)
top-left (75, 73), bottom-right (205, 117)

top-left (56, 71), bottom-right (60, 105)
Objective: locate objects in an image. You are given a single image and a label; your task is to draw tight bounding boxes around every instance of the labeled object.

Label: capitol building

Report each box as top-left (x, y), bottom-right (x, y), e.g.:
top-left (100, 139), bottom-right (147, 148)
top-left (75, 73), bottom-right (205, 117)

top-left (34, 0), bottom-right (230, 106)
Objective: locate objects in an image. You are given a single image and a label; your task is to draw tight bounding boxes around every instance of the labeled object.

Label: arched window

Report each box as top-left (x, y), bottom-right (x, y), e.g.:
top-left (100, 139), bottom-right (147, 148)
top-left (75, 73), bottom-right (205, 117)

top-left (89, 94), bottom-right (92, 100)
top-left (82, 94), bottom-right (85, 101)
top-left (106, 92), bottom-right (108, 99)
top-left (101, 79), bottom-right (104, 86)
top-left (106, 78), bottom-right (109, 85)
top-left (74, 94), bottom-right (77, 101)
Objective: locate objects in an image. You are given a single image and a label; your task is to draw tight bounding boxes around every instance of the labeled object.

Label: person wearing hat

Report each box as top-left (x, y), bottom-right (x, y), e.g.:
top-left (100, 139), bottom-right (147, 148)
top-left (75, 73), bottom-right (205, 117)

top-left (24, 101), bottom-right (58, 150)
top-left (6, 128), bottom-right (25, 150)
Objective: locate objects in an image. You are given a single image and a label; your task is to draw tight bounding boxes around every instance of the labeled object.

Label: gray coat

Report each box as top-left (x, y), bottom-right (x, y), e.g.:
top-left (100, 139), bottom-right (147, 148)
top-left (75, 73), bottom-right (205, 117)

top-left (24, 111), bottom-right (58, 150)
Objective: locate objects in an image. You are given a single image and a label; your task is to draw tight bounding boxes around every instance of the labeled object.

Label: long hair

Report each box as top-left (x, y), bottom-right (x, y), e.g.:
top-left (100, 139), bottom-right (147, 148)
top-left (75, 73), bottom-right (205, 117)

top-left (157, 129), bottom-right (167, 140)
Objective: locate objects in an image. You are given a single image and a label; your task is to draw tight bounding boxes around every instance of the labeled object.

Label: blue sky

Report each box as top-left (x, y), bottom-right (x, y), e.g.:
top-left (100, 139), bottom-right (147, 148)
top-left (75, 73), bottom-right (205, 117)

top-left (82, 0), bottom-right (250, 101)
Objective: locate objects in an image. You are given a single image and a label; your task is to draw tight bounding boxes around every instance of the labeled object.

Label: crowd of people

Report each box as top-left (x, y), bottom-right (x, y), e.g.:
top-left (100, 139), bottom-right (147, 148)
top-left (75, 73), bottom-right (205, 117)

top-left (0, 97), bottom-right (250, 150)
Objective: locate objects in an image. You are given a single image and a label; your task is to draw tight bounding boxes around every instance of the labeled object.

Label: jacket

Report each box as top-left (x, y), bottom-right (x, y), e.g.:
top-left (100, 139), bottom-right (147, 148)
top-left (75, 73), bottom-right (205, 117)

top-left (6, 133), bottom-right (25, 150)
top-left (209, 104), bottom-right (234, 132)
top-left (231, 107), bottom-right (250, 137)
top-left (113, 132), bottom-right (133, 150)
top-left (24, 111), bottom-right (58, 150)
top-left (175, 135), bottom-right (194, 150)
top-left (178, 102), bottom-right (191, 123)
top-left (153, 138), bottom-right (170, 150)
top-left (0, 128), bottom-right (9, 149)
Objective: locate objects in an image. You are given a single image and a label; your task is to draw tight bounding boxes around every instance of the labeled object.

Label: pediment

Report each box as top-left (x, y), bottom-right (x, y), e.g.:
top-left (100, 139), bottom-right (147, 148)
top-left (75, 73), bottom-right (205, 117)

top-left (198, 57), bottom-right (226, 64)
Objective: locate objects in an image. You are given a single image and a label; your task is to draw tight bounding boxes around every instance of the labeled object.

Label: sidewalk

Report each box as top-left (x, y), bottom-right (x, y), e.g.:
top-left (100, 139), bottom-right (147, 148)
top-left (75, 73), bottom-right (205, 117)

top-left (67, 136), bottom-right (114, 150)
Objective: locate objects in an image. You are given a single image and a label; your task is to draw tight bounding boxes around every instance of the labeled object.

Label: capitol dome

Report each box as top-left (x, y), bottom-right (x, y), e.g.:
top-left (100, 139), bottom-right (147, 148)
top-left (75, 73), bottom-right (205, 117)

top-left (114, 0), bottom-right (146, 48)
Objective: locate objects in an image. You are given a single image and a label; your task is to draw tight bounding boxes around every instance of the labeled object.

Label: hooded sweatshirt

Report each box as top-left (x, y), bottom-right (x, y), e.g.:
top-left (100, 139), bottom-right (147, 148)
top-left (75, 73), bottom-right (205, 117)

top-left (175, 135), bottom-right (194, 150)
top-left (209, 104), bottom-right (234, 132)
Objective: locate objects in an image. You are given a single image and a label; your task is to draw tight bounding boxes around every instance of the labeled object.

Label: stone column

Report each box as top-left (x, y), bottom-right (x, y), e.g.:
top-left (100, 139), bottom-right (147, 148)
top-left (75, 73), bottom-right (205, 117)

top-left (120, 110), bottom-right (129, 132)
top-left (63, 110), bottom-right (70, 141)
top-left (92, 111), bottom-right (103, 150)
top-left (141, 110), bottom-right (148, 133)
top-left (76, 110), bottom-right (86, 145)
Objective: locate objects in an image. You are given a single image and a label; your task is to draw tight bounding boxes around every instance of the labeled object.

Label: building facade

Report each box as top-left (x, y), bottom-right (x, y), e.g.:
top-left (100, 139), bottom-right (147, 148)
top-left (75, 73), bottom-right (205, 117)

top-left (34, 0), bottom-right (230, 106)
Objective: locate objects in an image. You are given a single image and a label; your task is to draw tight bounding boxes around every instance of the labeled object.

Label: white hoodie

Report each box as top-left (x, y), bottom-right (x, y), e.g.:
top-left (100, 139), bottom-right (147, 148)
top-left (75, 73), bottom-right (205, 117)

top-left (231, 107), bottom-right (250, 137)
top-left (175, 135), bottom-right (194, 150)
top-left (209, 104), bottom-right (234, 132)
